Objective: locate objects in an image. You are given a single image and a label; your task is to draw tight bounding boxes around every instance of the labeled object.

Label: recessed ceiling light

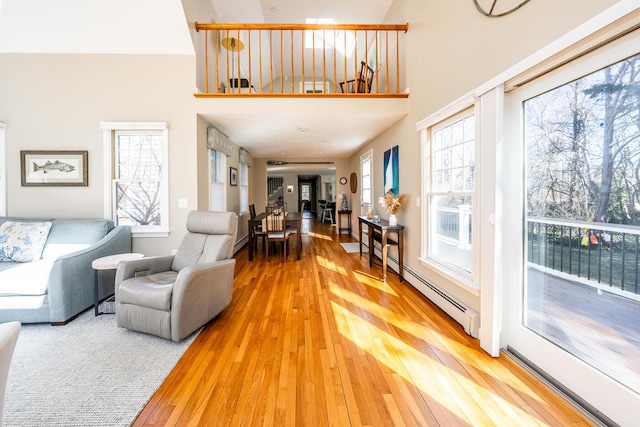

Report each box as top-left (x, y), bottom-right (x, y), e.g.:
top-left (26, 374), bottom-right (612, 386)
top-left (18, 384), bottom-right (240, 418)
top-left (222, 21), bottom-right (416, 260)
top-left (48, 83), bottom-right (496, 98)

top-left (275, 140), bottom-right (283, 144)
top-left (321, 140), bottom-right (330, 144)
top-left (298, 127), bottom-right (308, 132)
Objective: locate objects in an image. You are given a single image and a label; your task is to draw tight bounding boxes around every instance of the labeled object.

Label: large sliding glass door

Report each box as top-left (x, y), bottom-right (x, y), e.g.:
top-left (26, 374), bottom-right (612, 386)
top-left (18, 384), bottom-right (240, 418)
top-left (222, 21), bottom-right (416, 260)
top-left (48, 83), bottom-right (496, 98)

top-left (523, 50), bottom-right (640, 393)
top-left (502, 26), bottom-right (640, 425)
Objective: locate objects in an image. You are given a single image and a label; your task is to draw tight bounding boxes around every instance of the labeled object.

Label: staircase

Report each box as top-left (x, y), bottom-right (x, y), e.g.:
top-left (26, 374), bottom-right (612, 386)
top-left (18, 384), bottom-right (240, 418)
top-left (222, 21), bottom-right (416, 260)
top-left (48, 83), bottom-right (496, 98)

top-left (267, 177), bottom-right (283, 204)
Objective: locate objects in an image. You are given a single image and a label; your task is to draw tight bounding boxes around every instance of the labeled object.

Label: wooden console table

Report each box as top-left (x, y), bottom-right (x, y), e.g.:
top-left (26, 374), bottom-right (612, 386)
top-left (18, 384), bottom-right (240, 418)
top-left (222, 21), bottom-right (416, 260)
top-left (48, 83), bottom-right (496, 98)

top-left (358, 216), bottom-right (404, 282)
top-left (337, 210), bottom-right (352, 235)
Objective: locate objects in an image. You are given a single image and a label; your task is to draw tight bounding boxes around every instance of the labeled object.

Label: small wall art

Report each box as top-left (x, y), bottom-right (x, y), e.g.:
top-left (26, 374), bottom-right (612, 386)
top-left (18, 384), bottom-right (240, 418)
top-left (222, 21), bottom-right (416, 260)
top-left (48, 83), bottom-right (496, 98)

top-left (21, 150), bottom-right (88, 187)
top-left (230, 166), bottom-right (238, 186)
top-left (383, 145), bottom-right (399, 195)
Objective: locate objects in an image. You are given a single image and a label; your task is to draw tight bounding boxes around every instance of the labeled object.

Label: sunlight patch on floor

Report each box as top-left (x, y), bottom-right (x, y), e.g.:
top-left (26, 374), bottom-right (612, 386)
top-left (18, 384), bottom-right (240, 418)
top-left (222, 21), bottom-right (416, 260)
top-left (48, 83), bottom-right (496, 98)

top-left (308, 232), bottom-right (333, 240)
top-left (328, 284), bottom-right (554, 414)
top-left (352, 271), bottom-right (399, 296)
top-left (316, 255), bottom-right (347, 275)
top-left (330, 301), bottom-right (553, 425)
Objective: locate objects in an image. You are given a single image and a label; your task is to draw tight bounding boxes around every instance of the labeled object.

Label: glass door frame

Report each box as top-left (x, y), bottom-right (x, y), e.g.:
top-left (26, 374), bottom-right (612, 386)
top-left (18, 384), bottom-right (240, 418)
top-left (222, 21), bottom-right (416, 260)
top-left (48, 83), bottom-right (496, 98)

top-left (501, 26), bottom-right (640, 424)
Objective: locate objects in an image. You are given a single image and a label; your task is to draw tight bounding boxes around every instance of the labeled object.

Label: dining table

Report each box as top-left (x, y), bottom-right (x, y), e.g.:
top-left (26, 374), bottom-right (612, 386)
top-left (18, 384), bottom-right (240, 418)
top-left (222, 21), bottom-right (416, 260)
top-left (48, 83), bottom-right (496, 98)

top-left (248, 211), bottom-right (302, 261)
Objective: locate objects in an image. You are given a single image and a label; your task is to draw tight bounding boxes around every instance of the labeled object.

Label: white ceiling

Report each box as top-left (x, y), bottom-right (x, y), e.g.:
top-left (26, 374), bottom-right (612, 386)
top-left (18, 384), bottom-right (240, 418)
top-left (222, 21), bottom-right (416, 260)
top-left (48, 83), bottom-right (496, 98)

top-left (204, 0), bottom-right (404, 173)
top-left (210, 0), bottom-right (394, 25)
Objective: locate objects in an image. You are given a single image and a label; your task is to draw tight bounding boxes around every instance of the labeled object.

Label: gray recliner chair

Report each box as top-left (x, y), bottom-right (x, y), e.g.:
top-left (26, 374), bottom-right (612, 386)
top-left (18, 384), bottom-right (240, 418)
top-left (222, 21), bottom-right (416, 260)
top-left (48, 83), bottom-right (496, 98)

top-left (115, 211), bottom-right (237, 342)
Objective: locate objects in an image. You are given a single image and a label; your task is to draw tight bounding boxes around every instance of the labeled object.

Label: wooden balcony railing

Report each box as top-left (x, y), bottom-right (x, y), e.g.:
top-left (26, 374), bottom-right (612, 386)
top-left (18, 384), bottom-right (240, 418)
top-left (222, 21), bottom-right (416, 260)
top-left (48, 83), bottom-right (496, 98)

top-left (193, 23), bottom-right (409, 97)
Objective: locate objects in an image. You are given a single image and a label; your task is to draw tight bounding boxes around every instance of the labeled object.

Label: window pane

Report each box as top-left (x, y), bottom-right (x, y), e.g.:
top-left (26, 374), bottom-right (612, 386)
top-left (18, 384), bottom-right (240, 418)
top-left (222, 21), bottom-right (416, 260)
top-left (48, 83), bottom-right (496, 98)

top-left (432, 115), bottom-right (475, 194)
top-left (361, 156), bottom-right (372, 206)
top-left (210, 183), bottom-right (225, 211)
top-left (442, 126), bottom-right (451, 148)
top-left (433, 129), bottom-right (442, 151)
top-left (115, 181), bottom-right (161, 226)
top-left (240, 163), bottom-right (248, 185)
top-left (426, 109), bottom-right (475, 275)
top-left (463, 115), bottom-right (475, 141)
top-left (210, 150), bottom-right (217, 183)
top-left (524, 52), bottom-right (640, 393)
top-left (429, 195), bottom-right (472, 272)
top-left (240, 163), bottom-right (248, 214)
top-left (453, 168), bottom-right (464, 191)
top-left (452, 120), bottom-right (463, 146)
top-left (452, 141), bottom-right (464, 168)
top-left (301, 184), bottom-right (310, 201)
top-left (210, 151), bottom-right (226, 211)
top-left (464, 141), bottom-right (474, 167)
top-left (116, 134), bottom-right (162, 180)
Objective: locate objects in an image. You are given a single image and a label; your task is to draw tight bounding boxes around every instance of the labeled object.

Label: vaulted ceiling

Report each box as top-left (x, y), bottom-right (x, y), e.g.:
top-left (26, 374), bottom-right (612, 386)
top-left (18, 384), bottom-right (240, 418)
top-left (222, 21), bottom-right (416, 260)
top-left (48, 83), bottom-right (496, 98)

top-left (210, 0), bottom-right (394, 26)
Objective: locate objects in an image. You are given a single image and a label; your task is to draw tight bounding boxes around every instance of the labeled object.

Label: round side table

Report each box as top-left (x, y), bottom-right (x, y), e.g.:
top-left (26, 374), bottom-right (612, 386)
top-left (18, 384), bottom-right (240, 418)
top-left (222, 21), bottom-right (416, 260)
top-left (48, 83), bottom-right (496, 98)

top-left (92, 253), bottom-right (144, 316)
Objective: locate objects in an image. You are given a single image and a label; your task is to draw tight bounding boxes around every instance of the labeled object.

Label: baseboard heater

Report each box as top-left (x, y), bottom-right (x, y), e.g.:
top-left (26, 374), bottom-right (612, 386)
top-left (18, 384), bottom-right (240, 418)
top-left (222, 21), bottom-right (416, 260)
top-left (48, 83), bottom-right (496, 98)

top-left (366, 241), bottom-right (480, 337)
top-left (404, 264), bottom-right (480, 337)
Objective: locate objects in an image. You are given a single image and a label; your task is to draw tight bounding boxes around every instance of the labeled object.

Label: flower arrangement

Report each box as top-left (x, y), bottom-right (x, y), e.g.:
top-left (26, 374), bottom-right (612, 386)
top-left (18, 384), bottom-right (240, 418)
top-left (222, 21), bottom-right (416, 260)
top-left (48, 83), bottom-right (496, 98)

top-left (379, 191), bottom-right (408, 215)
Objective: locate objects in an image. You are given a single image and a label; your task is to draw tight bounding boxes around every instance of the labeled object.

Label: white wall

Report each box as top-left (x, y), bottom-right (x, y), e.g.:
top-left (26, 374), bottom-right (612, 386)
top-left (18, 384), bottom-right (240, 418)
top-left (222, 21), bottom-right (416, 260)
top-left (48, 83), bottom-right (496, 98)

top-left (181, 0), bottom-right (219, 93)
top-left (0, 0), bottom-right (193, 55)
top-left (0, 0), bottom-right (198, 256)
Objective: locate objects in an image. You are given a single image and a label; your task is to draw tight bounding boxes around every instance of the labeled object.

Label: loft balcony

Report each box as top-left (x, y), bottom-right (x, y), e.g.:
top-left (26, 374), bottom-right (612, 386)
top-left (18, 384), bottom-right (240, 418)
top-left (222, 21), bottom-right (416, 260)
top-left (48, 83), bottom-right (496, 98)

top-left (193, 23), bottom-right (409, 97)
top-left (192, 23), bottom-right (410, 158)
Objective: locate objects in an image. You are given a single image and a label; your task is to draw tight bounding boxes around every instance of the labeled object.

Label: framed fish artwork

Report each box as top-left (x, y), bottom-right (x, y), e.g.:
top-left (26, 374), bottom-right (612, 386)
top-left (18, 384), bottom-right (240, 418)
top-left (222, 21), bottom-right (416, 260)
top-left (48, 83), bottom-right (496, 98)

top-left (21, 150), bottom-right (88, 186)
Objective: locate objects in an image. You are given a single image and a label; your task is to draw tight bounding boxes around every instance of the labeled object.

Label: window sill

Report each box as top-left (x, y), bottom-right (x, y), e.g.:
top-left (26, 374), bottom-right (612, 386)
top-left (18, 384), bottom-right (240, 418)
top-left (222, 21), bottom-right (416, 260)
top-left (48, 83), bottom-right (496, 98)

top-left (418, 256), bottom-right (480, 296)
top-left (132, 229), bottom-right (170, 238)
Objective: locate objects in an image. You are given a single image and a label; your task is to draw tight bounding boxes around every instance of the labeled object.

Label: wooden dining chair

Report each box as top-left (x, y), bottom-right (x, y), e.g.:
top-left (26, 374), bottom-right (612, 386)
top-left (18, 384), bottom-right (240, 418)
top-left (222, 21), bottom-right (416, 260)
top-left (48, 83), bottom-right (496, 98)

top-left (264, 205), bottom-right (293, 262)
top-left (339, 61), bottom-right (375, 94)
top-left (249, 203), bottom-right (265, 250)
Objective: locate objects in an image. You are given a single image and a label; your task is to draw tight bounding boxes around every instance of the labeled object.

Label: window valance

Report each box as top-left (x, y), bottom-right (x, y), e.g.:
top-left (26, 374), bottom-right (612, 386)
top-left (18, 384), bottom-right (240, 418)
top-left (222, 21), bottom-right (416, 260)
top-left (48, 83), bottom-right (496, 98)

top-left (239, 148), bottom-right (253, 166)
top-left (207, 127), bottom-right (233, 156)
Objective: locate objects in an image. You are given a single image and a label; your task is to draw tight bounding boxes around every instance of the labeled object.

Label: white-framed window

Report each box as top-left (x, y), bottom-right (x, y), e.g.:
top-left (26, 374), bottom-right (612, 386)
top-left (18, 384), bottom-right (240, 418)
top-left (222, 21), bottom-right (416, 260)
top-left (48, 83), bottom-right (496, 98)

top-left (0, 122), bottom-right (5, 216)
top-left (209, 149), bottom-right (227, 212)
top-left (239, 162), bottom-right (248, 214)
top-left (360, 149), bottom-right (372, 216)
top-left (422, 107), bottom-right (476, 278)
top-left (301, 183), bottom-right (310, 201)
top-left (100, 122), bottom-right (169, 237)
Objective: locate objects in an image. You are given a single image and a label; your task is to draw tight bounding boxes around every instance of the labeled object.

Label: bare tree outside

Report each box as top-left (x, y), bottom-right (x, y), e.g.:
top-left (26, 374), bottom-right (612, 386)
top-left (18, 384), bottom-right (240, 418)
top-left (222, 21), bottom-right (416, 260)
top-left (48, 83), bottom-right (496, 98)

top-left (526, 54), bottom-right (640, 225)
top-left (115, 134), bottom-right (163, 226)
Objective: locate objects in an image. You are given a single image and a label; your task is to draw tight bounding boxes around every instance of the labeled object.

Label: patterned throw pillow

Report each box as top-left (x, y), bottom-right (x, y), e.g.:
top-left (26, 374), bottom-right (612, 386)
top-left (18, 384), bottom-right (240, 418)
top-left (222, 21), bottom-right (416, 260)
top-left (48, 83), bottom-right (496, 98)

top-left (0, 221), bottom-right (53, 262)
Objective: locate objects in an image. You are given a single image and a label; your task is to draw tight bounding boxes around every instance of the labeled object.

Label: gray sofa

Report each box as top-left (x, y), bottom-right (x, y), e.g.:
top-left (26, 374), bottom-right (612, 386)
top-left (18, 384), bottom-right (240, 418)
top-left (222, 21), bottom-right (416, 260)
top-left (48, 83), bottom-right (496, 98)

top-left (0, 217), bottom-right (131, 324)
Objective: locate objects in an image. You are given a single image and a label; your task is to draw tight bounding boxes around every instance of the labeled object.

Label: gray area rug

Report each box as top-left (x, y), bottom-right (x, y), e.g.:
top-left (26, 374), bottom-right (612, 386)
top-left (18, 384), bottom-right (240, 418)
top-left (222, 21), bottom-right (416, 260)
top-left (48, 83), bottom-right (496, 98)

top-left (339, 242), bottom-right (361, 253)
top-left (4, 308), bottom-right (199, 426)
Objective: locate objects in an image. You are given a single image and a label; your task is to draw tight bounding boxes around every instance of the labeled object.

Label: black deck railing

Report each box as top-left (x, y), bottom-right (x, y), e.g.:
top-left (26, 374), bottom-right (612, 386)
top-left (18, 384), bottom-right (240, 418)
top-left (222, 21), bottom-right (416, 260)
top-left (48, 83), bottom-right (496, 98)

top-left (527, 217), bottom-right (640, 295)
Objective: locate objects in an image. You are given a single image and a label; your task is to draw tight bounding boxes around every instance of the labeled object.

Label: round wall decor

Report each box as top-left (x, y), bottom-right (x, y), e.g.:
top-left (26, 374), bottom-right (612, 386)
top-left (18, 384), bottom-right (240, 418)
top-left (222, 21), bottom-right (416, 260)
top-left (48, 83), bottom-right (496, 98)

top-left (350, 172), bottom-right (357, 193)
top-left (339, 176), bottom-right (347, 185)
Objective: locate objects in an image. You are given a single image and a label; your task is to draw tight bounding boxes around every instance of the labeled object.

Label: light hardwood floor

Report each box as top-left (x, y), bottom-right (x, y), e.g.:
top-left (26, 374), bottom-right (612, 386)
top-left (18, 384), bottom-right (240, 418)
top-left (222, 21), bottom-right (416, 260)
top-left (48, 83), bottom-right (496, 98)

top-left (133, 215), bottom-right (596, 426)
